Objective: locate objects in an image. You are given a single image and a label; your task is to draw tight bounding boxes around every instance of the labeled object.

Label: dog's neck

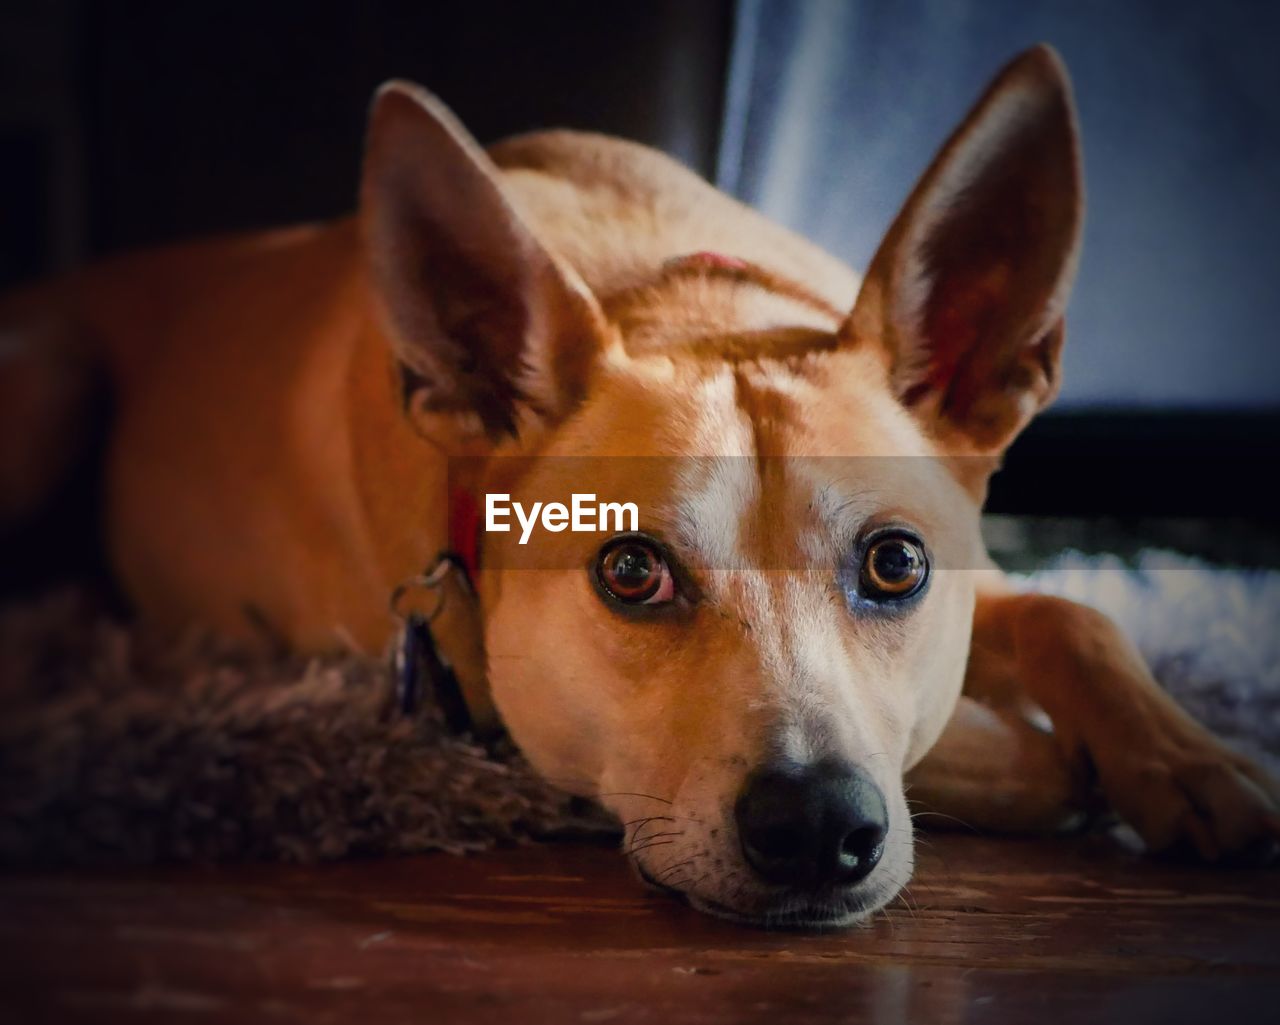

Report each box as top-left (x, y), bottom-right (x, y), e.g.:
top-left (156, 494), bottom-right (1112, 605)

top-left (343, 294), bottom-right (454, 634)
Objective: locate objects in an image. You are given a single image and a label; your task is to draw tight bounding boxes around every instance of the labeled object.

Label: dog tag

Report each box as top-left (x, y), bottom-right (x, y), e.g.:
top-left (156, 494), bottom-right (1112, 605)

top-left (391, 553), bottom-right (500, 738)
top-left (396, 612), bottom-right (472, 731)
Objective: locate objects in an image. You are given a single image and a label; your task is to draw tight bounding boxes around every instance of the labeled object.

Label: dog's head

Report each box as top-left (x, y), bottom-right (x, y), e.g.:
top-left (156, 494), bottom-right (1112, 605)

top-left (360, 47), bottom-right (1082, 927)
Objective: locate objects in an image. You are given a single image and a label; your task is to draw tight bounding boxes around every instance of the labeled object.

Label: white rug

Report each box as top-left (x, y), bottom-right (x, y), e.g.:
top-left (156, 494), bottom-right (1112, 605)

top-left (1020, 550), bottom-right (1280, 773)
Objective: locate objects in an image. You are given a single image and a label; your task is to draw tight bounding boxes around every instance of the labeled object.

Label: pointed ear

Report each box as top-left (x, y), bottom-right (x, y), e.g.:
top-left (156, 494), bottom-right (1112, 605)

top-left (360, 81), bottom-right (609, 438)
top-left (843, 46), bottom-right (1083, 454)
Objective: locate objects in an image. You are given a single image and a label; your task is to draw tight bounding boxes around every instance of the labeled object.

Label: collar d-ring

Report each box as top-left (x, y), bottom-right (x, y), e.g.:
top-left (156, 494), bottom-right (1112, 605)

top-left (389, 554), bottom-right (458, 625)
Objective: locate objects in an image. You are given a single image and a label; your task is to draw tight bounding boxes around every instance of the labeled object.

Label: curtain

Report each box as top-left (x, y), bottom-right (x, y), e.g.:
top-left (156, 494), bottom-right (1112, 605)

top-left (717, 0), bottom-right (1280, 410)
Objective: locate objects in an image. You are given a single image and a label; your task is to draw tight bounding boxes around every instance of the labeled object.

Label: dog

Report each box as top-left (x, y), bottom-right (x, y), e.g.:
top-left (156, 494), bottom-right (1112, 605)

top-left (2, 45), bottom-right (1276, 927)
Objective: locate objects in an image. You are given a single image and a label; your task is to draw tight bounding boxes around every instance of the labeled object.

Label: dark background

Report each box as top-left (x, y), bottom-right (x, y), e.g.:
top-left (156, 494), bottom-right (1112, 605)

top-left (0, 1), bottom-right (732, 277)
top-left (0, 0), bottom-right (1275, 525)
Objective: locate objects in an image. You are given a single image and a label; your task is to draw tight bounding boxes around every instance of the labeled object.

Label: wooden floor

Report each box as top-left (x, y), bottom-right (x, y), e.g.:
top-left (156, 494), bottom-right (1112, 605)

top-left (1, 834), bottom-right (1278, 1025)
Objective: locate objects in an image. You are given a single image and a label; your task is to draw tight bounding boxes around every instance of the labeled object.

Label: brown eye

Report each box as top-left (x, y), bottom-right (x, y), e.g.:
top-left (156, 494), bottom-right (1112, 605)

top-left (861, 534), bottom-right (929, 600)
top-left (596, 538), bottom-right (674, 605)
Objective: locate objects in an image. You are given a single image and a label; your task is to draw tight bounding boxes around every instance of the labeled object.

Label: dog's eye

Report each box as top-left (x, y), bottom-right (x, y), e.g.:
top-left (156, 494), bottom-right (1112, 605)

top-left (596, 538), bottom-right (674, 605)
top-left (860, 534), bottom-right (929, 600)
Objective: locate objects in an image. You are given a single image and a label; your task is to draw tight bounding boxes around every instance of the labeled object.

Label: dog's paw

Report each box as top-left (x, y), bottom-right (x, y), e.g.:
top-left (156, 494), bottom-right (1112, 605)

top-left (1096, 739), bottom-right (1280, 865)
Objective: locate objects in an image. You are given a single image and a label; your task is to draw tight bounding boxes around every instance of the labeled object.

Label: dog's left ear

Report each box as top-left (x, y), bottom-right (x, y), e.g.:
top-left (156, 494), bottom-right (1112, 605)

top-left (361, 81), bottom-right (610, 439)
top-left (843, 45), bottom-right (1083, 455)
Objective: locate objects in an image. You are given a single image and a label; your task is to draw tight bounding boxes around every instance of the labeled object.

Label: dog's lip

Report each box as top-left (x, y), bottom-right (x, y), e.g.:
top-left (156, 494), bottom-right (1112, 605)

top-left (635, 860), bottom-right (685, 897)
top-left (686, 890), bottom-right (881, 931)
top-left (636, 861), bottom-right (883, 930)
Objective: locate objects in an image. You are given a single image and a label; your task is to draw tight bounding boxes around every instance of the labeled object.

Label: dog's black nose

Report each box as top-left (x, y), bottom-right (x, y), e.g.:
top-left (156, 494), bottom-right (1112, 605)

top-left (734, 760), bottom-right (888, 887)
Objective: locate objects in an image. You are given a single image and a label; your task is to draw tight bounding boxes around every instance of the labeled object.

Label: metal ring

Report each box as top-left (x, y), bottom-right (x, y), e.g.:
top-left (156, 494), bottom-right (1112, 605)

top-left (389, 557), bottom-right (453, 624)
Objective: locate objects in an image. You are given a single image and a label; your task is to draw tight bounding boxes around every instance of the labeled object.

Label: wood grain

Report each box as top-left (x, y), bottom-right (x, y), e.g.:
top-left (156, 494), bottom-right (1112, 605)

top-left (1, 834), bottom-right (1277, 1024)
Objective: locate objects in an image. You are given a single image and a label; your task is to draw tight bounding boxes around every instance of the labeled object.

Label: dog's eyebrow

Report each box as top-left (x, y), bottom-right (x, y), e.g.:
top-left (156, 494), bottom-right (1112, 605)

top-left (669, 327), bottom-right (839, 361)
top-left (660, 252), bottom-right (845, 322)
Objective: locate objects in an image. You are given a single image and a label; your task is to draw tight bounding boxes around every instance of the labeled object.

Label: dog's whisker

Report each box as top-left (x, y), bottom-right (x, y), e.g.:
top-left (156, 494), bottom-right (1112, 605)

top-left (653, 858), bottom-right (696, 885)
top-left (903, 884), bottom-right (926, 916)
top-left (909, 806), bottom-right (978, 832)
top-left (625, 821), bottom-right (672, 846)
top-left (625, 813), bottom-right (706, 828)
top-left (624, 818), bottom-right (675, 844)
top-left (892, 884), bottom-right (919, 920)
top-left (625, 829), bottom-right (684, 855)
top-left (890, 825), bottom-right (926, 850)
top-left (667, 869), bottom-right (711, 894)
top-left (501, 772), bottom-right (679, 813)
top-left (882, 867), bottom-right (929, 918)
top-left (594, 791), bottom-right (675, 806)
top-left (896, 866), bottom-right (943, 906)
top-left (627, 840), bottom-right (679, 860)
top-left (877, 906), bottom-right (897, 937)
top-left (654, 854), bottom-right (695, 877)
top-left (496, 770), bottom-right (675, 806)
top-left (621, 815), bottom-right (675, 828)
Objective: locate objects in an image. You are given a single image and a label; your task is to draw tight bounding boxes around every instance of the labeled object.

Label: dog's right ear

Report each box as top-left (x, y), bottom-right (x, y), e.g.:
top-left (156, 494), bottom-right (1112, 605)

top-left (361, 81), bottom-right (609, 439)
top-left (842, 46), bottom-right (1083, 457)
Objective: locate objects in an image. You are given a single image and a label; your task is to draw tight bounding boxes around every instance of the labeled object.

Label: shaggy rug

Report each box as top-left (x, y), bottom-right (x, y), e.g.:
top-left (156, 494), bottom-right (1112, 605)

top-left (0, 590), bottom-right (609, 866)
top-left (1, 550), bottom-right (1276, 866)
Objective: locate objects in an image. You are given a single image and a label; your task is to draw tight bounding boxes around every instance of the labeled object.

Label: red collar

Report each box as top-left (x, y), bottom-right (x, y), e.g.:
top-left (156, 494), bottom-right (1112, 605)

top-left (448, 485), bottom-right (482, 582)
top-left (666, 250), bottom-right (751, 273)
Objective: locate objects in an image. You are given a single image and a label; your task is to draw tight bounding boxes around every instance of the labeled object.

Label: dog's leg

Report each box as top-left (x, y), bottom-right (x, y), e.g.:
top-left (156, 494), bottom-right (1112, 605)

top-left (908, 696), bottom-right (1093, 834)
top-left (962, 581), bottom-right (1280, 859)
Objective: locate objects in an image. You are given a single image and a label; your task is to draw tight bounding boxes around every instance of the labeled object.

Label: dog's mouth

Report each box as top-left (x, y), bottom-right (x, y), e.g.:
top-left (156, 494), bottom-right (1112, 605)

top-left (636, 861), bottom-right (887, 930)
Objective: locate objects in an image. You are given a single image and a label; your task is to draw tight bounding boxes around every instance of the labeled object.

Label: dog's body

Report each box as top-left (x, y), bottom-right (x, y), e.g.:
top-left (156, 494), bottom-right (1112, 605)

top-left (22, 131), bottom-right (861, 654)
top-left (3, 47), bottom-right (1276, 926)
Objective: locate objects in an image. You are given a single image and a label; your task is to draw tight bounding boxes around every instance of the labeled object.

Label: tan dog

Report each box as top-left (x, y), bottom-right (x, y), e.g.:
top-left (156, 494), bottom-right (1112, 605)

top-left (3, 46), bottom-right (1277, 927)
